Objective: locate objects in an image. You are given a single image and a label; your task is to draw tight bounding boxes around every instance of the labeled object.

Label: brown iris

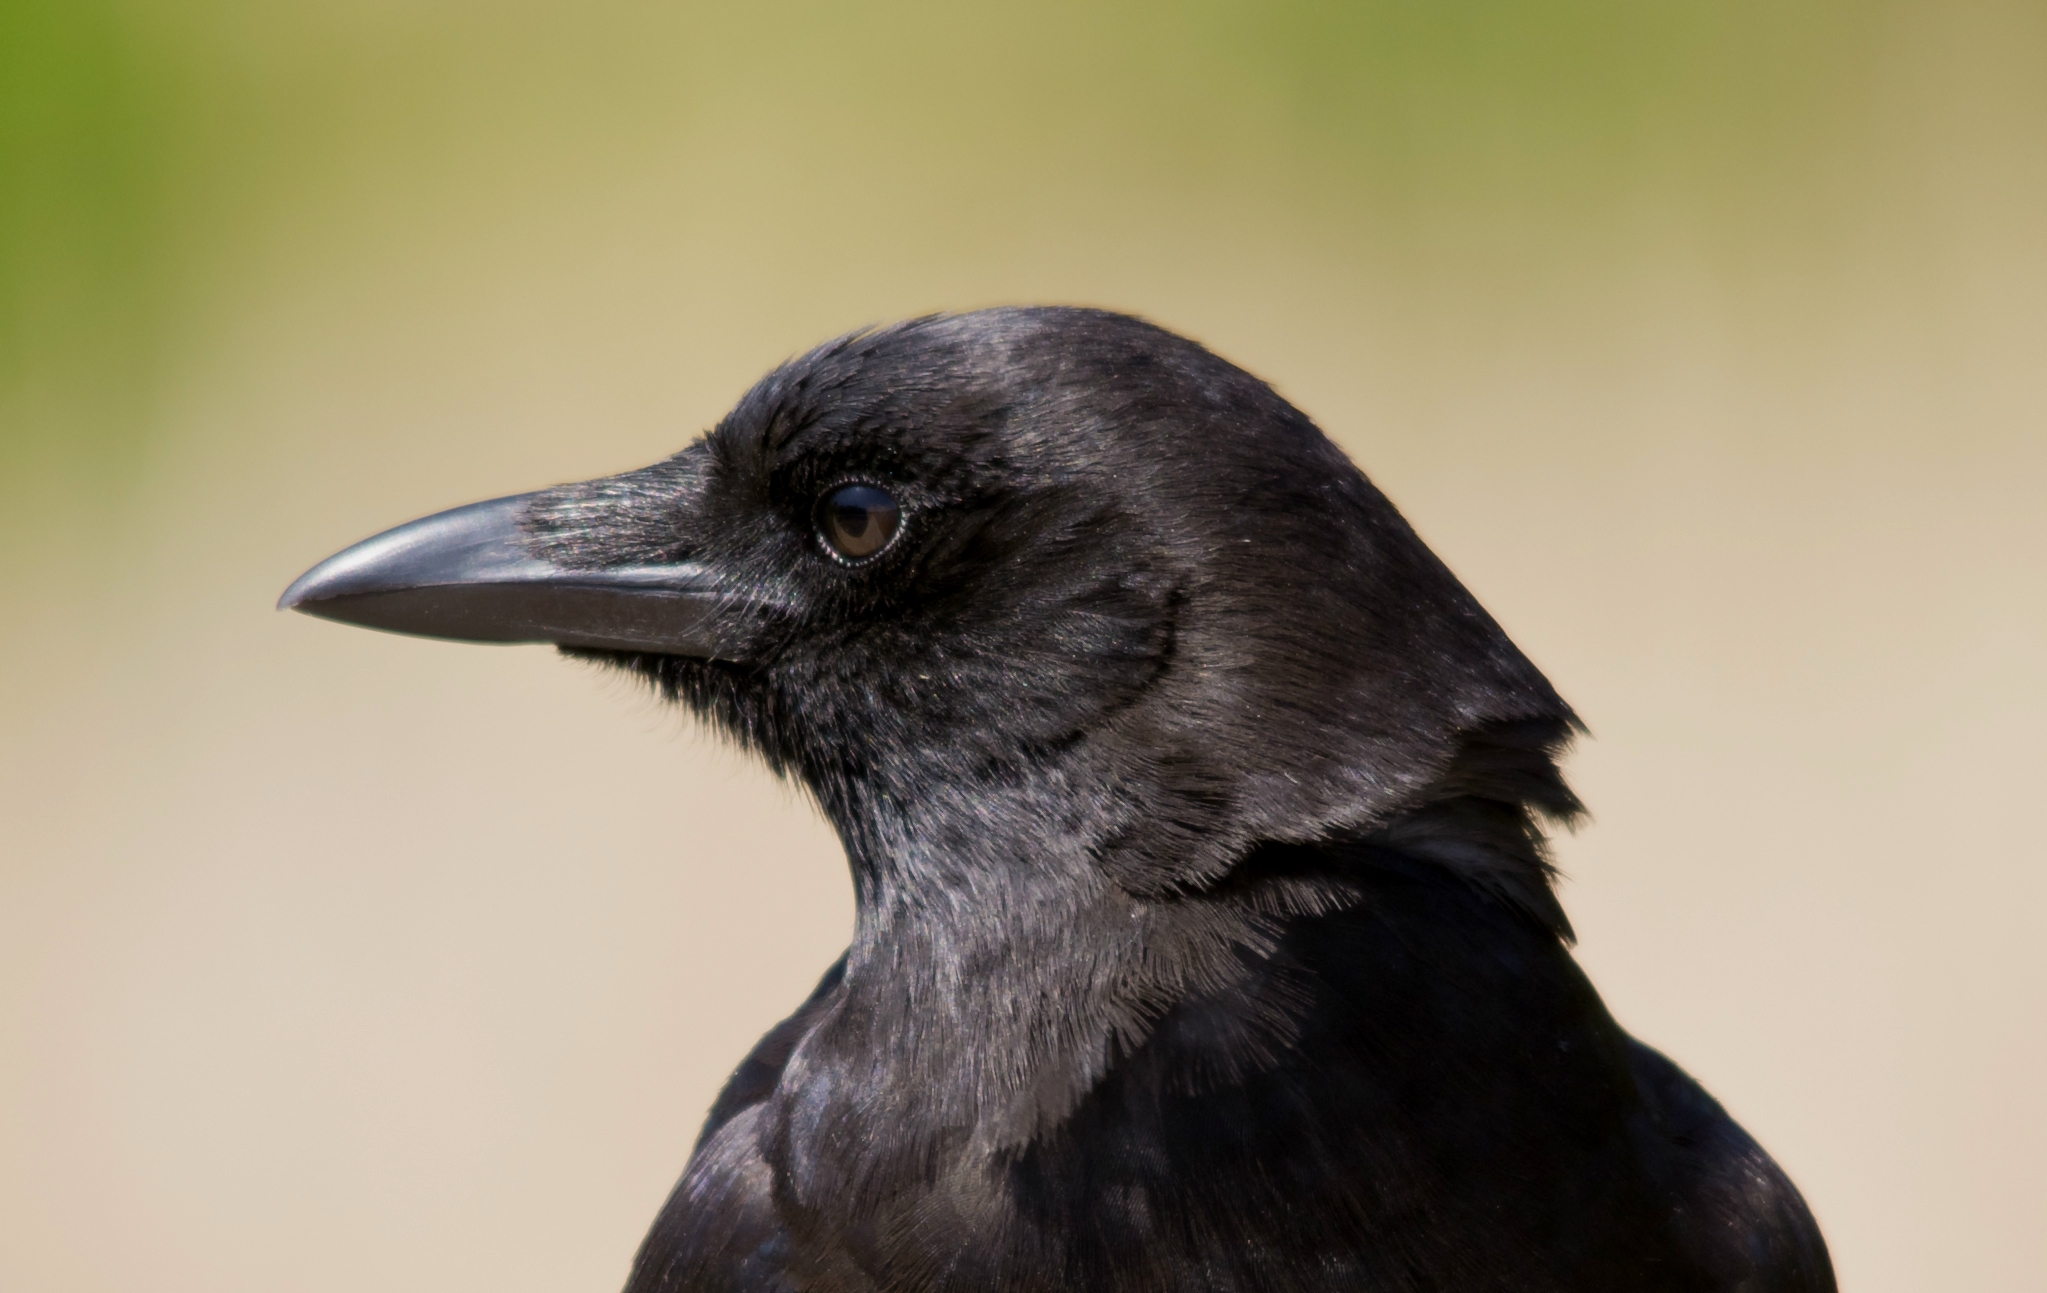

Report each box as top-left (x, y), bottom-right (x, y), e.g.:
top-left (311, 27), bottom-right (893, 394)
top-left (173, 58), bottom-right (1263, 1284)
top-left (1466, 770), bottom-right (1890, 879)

top-left (818, 484), bottom-right (901, 561)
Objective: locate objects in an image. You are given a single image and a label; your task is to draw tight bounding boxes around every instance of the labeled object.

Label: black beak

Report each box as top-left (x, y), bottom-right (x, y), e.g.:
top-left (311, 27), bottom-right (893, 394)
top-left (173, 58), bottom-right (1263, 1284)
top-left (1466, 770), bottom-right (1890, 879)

top-left (278, 492), bottom-right (736, 657)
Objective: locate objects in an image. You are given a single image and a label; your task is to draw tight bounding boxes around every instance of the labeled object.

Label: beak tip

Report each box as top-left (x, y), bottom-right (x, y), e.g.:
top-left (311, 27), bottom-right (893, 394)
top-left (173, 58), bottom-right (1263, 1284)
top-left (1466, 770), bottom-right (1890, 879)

top-left (277, 564), bottom-right (332, 614)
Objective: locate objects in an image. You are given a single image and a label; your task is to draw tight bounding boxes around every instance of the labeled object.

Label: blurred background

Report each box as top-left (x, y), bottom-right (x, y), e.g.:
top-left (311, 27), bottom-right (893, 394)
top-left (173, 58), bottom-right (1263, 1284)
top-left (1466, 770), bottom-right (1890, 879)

top-left (3, 2), bottom-right (2042, 1289)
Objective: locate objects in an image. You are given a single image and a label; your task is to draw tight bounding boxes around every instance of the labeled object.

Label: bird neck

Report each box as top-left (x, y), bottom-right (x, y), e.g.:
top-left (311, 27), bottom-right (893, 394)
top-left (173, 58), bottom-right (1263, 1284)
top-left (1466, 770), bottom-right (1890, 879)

top-left (805, 720), bottom-right (1583, 1151)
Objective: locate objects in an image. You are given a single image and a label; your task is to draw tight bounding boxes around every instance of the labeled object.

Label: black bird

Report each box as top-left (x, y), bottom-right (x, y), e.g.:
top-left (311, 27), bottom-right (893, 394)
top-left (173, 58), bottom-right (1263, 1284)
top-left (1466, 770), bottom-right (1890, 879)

top-left (281, 308), bottom-right (1833, 1292)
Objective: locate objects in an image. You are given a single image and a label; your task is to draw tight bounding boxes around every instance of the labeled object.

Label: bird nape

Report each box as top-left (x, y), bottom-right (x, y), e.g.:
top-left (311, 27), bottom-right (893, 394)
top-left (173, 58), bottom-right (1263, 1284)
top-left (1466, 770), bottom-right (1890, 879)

top-left (281, 307), bottom-right (1834, 1293)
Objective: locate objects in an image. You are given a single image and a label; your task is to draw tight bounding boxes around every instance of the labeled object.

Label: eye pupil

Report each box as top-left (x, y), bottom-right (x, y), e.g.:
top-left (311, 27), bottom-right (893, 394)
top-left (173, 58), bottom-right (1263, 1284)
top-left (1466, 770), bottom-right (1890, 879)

top-left (819, 484), bottom-right (900, 561)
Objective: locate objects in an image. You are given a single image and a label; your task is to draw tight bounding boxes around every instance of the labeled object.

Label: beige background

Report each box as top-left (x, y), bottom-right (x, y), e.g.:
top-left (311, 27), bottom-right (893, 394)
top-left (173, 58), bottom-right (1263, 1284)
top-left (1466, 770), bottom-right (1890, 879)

top-left (2, 3), bottom-right (2042, 1290)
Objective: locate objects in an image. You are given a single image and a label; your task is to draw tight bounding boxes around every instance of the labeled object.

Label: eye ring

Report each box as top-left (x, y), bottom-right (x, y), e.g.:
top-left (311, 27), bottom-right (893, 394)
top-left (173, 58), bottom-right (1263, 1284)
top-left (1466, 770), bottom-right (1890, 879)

top-left (815, 482), bottom-right (902, 563)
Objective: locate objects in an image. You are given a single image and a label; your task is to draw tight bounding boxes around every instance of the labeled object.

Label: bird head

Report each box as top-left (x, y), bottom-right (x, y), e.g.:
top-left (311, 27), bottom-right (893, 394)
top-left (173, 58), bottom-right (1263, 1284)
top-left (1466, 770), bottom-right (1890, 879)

top-left (283, 308), bottom-right (1573, 900)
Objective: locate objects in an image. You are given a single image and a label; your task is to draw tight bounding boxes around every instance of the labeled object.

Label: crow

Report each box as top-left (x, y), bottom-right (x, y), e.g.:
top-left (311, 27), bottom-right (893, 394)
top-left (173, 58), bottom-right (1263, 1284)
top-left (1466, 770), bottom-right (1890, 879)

top-left (281, 307), bottom-right (1834, 1292)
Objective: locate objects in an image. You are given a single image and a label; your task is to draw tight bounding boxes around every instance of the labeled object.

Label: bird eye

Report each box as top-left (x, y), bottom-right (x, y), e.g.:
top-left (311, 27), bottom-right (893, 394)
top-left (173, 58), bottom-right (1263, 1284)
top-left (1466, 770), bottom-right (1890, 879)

top-left (817, 484), bottom-right (901, 562)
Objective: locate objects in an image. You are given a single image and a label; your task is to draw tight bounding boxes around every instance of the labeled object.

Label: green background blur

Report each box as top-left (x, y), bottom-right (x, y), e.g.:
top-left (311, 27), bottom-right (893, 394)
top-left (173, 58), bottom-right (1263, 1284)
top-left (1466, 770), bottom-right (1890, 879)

top-left (4, 3), bottom-right (2043, 1290)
